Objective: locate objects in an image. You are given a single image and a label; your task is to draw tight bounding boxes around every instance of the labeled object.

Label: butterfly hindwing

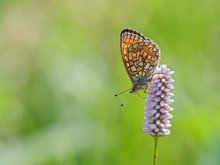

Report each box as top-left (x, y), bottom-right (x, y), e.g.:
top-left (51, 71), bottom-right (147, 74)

top-left (120, 28), bottom-right (160, 84)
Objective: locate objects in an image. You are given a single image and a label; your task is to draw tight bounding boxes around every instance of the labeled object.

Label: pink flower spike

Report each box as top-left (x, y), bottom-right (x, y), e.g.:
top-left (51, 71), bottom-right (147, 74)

top-left (144, 65), bottom-right (175, 137)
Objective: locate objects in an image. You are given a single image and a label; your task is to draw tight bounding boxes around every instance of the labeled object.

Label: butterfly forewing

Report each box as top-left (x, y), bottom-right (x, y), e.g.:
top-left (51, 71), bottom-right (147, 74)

top-left (120, 28), bottom-right (160, 92)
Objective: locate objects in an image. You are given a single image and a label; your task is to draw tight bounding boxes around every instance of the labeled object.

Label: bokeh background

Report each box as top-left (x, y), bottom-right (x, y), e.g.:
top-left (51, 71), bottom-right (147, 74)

top-left (0, 0), bottom-right (220, 165)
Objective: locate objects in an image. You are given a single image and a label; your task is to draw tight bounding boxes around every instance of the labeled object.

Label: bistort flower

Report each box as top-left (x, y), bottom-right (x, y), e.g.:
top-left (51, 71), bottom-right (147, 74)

top-left (144, 64), bottom-right (175, 137)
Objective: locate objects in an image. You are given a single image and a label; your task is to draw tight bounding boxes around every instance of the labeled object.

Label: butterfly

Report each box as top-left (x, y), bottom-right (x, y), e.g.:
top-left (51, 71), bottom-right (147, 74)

top-left (120, 28), bottom-right (160, 94)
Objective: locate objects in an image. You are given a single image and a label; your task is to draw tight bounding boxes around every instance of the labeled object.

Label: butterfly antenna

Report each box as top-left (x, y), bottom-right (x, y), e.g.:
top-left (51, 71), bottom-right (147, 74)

top-left (114, 88), bottom-right (131, 97)
top-left (120, 92), bottom-right (130, 107)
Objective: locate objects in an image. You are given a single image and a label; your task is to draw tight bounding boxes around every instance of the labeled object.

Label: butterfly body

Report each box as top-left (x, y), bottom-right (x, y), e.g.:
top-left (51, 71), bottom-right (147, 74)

top-left (120, 28), bottom-right (160, 93)
top-left (130, 76), bottom-right (149, 93)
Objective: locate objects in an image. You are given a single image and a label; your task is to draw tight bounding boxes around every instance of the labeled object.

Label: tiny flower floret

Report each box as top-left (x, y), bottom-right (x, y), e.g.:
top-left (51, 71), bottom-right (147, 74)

top-left (144, 65), bottom-right (175, 137)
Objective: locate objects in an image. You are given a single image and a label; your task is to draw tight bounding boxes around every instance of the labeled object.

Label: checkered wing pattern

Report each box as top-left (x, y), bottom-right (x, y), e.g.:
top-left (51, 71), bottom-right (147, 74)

top-left (120, 28), bottom-right (160, 85)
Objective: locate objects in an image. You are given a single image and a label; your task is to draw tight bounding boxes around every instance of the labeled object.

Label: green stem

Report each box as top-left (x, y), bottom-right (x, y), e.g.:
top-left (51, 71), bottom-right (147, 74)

top-left (153, 137), bottom-right (159, 165)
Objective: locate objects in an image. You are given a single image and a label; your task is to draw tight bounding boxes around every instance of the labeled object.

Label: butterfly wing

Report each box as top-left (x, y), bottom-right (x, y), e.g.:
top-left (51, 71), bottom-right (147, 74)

top-left (120, 28), bottom-right (160, 84)
top-left (120, 29), bottom-right (147, 83)
top-left (141, 40), bottom-right (160, 78)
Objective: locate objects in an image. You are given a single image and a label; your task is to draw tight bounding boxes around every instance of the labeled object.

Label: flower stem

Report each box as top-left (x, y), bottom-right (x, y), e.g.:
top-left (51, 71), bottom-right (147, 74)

top-left (153, 137), bottom-right (159, 165)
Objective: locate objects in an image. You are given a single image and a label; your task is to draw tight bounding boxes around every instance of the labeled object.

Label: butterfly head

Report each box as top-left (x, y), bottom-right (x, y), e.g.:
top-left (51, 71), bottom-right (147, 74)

top-left (130, 77), bottom-right (150, 93)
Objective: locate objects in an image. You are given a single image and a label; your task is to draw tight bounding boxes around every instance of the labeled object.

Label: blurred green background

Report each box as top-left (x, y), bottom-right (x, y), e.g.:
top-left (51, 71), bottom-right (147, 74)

top-left (0, 0), bottom-right (220, 165)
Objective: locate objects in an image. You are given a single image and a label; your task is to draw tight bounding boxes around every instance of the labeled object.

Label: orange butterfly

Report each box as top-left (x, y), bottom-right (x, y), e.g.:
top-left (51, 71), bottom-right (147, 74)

top-left (120, 28), bottom-right (160, 93)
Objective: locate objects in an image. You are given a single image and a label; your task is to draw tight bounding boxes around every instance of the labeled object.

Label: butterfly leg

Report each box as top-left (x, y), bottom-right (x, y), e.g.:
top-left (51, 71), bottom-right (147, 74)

top-left (144, 87), bottom-right (148, 94)
top-left (137, 92), bottom-right (146, 99)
